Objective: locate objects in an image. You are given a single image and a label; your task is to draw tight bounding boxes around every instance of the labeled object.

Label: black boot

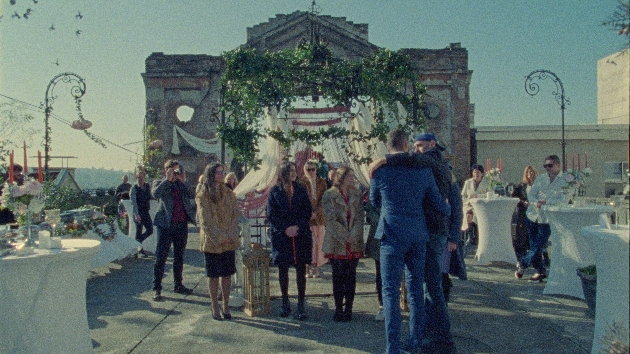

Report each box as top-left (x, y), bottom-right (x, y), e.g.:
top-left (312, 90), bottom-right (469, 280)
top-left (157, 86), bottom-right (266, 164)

top-left (296, 299), bottom-right (307, 321)
top-left (442, 273), bottom-right (452, 303)
top-left (343, 303), bottom-right (353, 322)
top-left (280, 297), bottom-right (291, 317)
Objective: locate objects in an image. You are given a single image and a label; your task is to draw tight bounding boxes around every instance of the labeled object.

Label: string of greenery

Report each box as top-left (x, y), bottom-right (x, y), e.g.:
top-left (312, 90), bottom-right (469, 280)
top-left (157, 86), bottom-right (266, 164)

top-left (218, 42), bottom-right (426, 169)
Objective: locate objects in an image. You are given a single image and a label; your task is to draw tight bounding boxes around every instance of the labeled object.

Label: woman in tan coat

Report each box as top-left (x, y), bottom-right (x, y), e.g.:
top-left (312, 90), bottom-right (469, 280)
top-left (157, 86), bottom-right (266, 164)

top-left (300, 160), bottom-right (328, 278)
top-left (196, 163), bottom-right (241, 321)
top-left (322, 166), bottom-right (365, 322)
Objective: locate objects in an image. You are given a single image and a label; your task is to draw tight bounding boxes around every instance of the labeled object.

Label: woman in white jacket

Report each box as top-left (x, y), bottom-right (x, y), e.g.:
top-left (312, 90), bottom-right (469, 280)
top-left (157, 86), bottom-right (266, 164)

top-left (460, 164), bottom-right (488, 246)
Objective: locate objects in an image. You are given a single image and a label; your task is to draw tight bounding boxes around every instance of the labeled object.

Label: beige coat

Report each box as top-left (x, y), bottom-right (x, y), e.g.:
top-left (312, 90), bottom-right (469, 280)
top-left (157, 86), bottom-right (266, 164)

top-left (299, 176), bottom-right (327, 226)
top-left (196, 183), bottom-right (240, 254)
top-left (322, 187), bottom-right (365, 256)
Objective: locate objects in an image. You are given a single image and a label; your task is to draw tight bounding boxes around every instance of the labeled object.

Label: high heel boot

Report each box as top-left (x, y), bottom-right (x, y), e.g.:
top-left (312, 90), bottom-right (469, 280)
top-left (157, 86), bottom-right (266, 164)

top-left (280, 297), bottom-right (291, 317)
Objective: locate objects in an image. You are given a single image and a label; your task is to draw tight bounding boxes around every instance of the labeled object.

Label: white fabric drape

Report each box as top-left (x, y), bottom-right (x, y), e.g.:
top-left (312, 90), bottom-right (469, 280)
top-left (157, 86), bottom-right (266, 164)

top-left (171, 125), bottom-right (220, 155)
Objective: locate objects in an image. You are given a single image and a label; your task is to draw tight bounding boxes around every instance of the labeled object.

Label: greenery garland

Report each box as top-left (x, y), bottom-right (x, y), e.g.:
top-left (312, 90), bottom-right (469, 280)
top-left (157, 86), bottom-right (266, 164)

top-left (218, 43), bottom-right (426, 169)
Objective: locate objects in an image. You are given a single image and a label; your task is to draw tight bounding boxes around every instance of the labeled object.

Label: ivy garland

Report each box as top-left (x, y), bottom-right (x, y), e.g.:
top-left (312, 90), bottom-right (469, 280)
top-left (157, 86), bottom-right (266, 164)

top-left (218, 43), bottom-right (426, 169)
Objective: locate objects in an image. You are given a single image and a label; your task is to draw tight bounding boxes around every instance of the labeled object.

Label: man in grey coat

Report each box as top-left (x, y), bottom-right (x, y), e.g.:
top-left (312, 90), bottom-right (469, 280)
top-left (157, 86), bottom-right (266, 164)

top-left (151, 160), bottom-right (196, 301)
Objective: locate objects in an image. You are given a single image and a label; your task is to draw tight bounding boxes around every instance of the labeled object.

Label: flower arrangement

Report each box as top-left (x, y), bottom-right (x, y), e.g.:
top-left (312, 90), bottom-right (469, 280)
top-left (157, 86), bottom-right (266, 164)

top-left (484, 168), bottom-right (502, 191)
top-left (563, 168), bottom-right (592, 189)
top-left (54, 213), bottom-right (117, 241)
top-left (0, 179), bottom-right (45, 225)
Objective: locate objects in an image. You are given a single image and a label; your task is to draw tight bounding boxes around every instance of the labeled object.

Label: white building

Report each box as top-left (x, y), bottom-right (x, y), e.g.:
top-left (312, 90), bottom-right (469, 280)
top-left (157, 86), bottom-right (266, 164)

top-left (598, 48), bottom-right (629, 125)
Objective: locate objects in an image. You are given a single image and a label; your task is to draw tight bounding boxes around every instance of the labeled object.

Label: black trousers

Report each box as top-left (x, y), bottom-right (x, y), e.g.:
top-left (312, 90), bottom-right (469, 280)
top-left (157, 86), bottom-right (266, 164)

top-left (330, 258), bottom-right (360, 312)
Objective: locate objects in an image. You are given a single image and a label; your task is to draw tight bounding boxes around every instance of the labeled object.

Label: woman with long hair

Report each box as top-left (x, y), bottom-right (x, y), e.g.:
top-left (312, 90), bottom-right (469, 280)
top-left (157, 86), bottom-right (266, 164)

top-left (300, 160), bottom-right (328, 278)
top-left (513, 165), bottom-right (539, 279)
top-left (267, 162), bottom-right (313, 320)
top-left (322, 166), bottom-right (365, 322)
top-left (196, 163), bottom-right (241, 320)
top-left (460, 164), bottom-right (488, 246)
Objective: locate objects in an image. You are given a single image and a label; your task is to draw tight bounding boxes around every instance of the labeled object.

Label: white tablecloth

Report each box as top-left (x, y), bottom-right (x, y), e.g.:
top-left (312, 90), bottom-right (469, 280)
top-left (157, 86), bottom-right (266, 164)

top-left (122, 200), bottom-right (158, 253)
top-left (542, 205), bottom-right (614, 299)
top-left (83, 223), bottom-right (141, 269)
top-left (581, 225), bottom-right (629, 354)
top-left (0, 239), bottom-right (101, 354)
top-left (469, 197), bottom-right (519, 265)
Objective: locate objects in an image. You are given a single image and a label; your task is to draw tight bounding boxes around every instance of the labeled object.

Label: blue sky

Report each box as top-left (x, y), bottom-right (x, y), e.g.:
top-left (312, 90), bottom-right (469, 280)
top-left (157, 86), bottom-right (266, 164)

top-left (0, 0), bottom-right (626, 171)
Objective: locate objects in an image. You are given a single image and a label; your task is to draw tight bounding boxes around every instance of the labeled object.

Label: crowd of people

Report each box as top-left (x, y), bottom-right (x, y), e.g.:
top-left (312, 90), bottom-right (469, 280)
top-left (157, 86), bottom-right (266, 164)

top-left (0, 127), bottom-right (570, 354)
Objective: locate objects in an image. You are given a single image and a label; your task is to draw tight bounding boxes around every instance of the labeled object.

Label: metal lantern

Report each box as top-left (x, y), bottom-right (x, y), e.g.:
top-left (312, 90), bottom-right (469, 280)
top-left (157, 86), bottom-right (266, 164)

top-left (242, 242), bottom-right (270, 317)
top-left (229, 221), bottom-right (252, 308)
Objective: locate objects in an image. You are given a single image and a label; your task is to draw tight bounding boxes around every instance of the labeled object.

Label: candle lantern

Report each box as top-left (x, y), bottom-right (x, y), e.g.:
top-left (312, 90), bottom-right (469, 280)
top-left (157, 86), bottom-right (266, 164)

top-left (229, 221), bottom-right (253, 307)
top-left (242, 242), bottom-right (270, 317)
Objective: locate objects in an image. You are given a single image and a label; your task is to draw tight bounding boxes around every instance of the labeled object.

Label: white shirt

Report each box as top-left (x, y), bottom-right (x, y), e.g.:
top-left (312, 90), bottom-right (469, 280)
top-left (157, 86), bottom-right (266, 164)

top-left (526, 171), bottom-right (567, 224)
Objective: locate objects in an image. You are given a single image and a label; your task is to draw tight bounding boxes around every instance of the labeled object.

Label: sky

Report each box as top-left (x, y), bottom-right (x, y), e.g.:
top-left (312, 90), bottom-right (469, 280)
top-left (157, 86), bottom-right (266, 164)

top-left (0, 0), bottom-right (626, 172)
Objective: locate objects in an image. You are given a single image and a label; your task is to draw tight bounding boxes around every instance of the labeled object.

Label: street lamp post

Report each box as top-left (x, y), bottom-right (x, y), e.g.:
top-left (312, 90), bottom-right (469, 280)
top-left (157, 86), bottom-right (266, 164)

top-left (44, 72), bottom-right (86, 175)
top-left (524, 70), bottom-right (570, 171)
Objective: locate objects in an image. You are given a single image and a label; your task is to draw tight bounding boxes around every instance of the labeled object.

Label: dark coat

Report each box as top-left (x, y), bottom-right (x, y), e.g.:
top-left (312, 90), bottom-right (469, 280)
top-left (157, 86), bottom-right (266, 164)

top-left (511, 183), bottom-right (530, 258)
top-left (151, 179), bottom-right (196, 228)
top-left (447, 183), bottom-right (467, 280)
top-left (267, 182), bottom-right (313, 266)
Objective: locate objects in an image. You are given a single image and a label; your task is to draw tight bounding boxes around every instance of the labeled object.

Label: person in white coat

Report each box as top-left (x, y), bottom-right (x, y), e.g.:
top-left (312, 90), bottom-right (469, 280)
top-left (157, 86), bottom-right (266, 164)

top-left (460, 164), bottom-right (488, 246)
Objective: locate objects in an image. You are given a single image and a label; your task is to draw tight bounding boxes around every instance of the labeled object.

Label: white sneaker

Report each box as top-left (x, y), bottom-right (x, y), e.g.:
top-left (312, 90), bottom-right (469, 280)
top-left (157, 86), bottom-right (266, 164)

top-left (374, 307), bottom-right (385, 321)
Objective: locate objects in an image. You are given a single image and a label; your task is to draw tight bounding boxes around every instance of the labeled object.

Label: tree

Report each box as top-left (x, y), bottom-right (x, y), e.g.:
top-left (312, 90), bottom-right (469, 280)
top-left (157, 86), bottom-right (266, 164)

top-left (602, 1), bottom-right (630, 47)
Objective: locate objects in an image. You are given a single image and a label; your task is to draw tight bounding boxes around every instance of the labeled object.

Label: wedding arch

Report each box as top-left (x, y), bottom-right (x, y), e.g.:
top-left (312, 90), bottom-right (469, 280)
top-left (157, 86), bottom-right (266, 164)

top-left (217, 42), bottom-right (427, 217)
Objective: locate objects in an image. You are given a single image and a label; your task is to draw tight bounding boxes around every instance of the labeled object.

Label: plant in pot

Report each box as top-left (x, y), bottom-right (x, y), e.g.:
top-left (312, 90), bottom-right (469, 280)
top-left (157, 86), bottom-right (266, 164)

top-left (576, 264), bottom-right (596, 317)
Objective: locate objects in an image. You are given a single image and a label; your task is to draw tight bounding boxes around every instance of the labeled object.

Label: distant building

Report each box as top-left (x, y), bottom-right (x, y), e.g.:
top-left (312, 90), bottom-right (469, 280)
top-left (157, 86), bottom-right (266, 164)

top-left (475, 124), bottom-right (628, 197)
top-left (598, 48), bottom-right (629, 125)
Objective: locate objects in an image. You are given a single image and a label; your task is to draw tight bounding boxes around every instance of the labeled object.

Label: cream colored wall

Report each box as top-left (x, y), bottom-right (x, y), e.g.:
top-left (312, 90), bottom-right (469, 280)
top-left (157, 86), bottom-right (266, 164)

top-left (598, 48), bottom-right (629, 125)
top-left (475, 125), bottom-right (629, 197)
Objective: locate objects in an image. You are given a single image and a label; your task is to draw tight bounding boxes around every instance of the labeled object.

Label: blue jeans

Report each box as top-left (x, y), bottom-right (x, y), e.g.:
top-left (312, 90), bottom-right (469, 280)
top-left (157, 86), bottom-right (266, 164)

top-left (153, 222), bottom-right (188, 291)
top-left (380, 234), bottom-right (426, 354)
top-left (424, 233), bottom-right (453, 346)
top-left (520, 218), bottom-right (550, 274)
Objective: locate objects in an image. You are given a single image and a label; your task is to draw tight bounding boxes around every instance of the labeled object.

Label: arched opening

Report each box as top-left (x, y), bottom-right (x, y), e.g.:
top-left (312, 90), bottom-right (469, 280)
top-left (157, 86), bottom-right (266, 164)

top-left (176, 105), bottom-right (194, 122)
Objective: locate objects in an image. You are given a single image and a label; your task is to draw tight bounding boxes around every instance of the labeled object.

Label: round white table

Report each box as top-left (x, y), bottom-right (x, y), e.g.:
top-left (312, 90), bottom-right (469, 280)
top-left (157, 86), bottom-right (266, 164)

top-left (469, 197), bottom-right (519, 265)
top-left (581, 225), bottom-right (629, 354)
top-left (542, 205), bottom-right (614, 299)
top-left (122, 199), bottom-right (158, 253)
top-left (0, 238), bottom-right (101, 354)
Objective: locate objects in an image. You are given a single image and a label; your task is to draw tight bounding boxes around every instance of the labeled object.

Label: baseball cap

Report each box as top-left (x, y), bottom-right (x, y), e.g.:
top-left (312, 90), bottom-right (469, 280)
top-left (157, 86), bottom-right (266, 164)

top-left (415, 133), bottom-right (446, 151)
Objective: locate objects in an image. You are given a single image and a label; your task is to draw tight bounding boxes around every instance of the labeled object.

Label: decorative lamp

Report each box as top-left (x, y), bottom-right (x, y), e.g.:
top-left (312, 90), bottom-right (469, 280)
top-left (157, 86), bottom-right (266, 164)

top-left (242, 242), bottom-right (270, 317)
top-left (71, 119), bottom-right (92, 130)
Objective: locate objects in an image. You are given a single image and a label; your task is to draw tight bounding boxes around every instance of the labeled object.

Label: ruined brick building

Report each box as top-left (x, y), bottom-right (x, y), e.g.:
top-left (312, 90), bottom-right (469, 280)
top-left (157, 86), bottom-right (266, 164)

top-left (142, 10), bottom-right (473, 181)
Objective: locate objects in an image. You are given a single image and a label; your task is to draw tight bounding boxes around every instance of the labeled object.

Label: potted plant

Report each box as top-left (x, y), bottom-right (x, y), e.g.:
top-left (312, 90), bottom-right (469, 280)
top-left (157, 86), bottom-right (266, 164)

top-left (576, 264), bottom-right (596, 317)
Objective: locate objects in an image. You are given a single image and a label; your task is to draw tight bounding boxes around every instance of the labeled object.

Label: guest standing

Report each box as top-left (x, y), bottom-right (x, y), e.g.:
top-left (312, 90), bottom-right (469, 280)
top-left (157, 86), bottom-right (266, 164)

top-left (511, 166), bottom-right (538, 269)
top-left (516, 155), bottom-right (566, 281)
top-left (130, 166), bottom-right (153, 258)
top-left (460, 164), bottom-right (488, 246)
top-left (151, 160), bottom-right (196, 301)
top-left (300, 160), bottom-right (328, 278)
top-left (370, 129), bottom-right (450, 354)
top-left (224, 172), bottom-right (238, 191)
top-left (115, 174), bottom-right (132, 201)
top-left (322, 166), bottom-right (365, 322)
top-left (267, 162), bottom-right (313, 320)
top-left (196, 163), bottom-right (241, 321)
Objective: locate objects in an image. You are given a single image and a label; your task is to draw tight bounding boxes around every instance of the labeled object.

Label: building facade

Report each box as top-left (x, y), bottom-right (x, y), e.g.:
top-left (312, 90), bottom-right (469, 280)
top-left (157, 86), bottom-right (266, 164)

top-left (597, 48), bottom-right (629, 125)
top-left (142, 11), bottom-right (473, 181)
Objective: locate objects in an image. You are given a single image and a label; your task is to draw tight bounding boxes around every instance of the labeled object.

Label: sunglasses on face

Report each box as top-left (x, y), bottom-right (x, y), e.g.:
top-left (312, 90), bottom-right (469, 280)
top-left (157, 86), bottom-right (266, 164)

top-left (306, 168), bottom-right (316, 172)
top-left (543, 164), bottom-right (554, 168)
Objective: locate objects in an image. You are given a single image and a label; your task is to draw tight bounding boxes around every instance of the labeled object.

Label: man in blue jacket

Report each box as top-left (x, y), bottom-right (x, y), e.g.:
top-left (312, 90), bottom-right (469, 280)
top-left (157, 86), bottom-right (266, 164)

top-left (151, 160), bottom-right (196, 301)
top-left (370, 129), bottom-right (451, 354)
